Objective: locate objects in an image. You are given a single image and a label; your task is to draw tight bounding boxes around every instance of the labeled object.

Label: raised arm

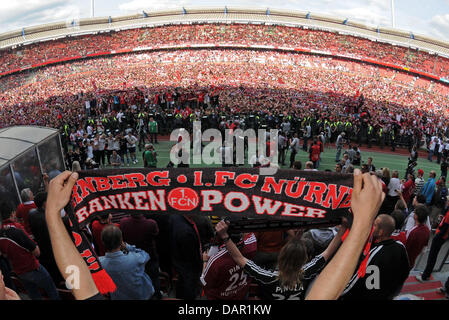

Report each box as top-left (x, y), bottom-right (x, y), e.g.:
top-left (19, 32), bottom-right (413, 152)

top-left (306, 169), bottom-right (384, 300)
top-left (45, 171), bottom-right (99, 300)
top-left (215, 220), bottom-right (247, 268)
top-left (320, 220), bottom-right (348, 262)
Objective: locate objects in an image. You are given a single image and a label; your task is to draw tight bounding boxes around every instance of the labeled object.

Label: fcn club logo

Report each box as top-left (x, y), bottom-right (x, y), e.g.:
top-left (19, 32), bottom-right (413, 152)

top-left (167, 187), bottom-right (200, 211)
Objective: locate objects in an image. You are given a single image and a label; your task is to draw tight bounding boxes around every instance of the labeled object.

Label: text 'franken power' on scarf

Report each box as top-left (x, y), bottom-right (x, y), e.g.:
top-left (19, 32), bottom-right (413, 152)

top-left (68, 168), bottom-right (354, 227)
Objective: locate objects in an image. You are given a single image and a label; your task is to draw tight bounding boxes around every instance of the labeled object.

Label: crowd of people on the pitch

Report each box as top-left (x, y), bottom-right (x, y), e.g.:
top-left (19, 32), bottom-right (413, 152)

top-left (1, 49), bottom-right (449, 167)
top-left (1, 24), bottom-right (449, 78)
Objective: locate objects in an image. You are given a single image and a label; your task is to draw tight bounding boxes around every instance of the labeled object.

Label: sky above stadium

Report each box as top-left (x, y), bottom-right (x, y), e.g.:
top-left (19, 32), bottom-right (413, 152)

top-left (1, 0), bottom-right (449, 42)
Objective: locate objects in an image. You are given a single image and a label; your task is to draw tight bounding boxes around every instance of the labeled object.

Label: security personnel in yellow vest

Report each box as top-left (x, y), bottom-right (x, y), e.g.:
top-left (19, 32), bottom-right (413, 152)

top-left (331, 121), bottom-right (338, 143)
top-left (174, 113), bottom-right (183, 129)
top-left (138, 112), bottom-right (146, 120)
top-left (110, 116), bottom-right (118, 131)
top-left (367, 124), bottom-right (374, 148)
top-left (102, 116), bottom-right (109, 130)
top-left (390, 128), bottom-right (396, 152)
top-left (378, 127), bottom-right (384, 149)
top-left (61, 123), bottom-right (70, 153)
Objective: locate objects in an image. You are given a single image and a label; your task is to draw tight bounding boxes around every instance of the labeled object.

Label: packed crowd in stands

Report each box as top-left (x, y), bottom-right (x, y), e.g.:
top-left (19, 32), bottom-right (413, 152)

top-left (1, 49), bottom-right (449, 154)
top-left (1, 24), bottom-right (449, 78)
top-left (1, 29), bottom-right (449, 300)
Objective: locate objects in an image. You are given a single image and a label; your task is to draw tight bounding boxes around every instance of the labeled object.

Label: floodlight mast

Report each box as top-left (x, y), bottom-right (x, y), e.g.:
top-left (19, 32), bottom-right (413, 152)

top-left (91, 0), bottom-right (95, 17)
top-left (391, 0), bottom-right (395, 28)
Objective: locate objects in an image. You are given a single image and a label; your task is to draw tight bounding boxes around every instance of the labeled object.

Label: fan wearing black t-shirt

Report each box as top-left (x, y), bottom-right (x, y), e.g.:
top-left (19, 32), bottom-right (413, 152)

top-left (215, 220), bottom-right (347, 300)
top-left (341, 214), bottom-right (410, 300)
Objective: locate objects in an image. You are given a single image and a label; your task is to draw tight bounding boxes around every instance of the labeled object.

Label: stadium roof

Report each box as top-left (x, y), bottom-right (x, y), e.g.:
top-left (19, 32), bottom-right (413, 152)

top-left (0, 126), bottom-right (60, 168)
top-left (1, 7), bottom-right (449, 58)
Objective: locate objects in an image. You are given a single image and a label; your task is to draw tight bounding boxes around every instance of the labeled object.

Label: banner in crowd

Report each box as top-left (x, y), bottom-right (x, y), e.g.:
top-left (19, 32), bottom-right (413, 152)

top-left (64, 168), bottom-right (354, 294)
top-left (67, 168), bottom-right (354, 227)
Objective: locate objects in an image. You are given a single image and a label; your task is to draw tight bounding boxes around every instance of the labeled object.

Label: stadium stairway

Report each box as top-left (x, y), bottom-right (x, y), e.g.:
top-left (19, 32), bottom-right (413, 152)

top-left (399, 273), bottom-right (447, 300)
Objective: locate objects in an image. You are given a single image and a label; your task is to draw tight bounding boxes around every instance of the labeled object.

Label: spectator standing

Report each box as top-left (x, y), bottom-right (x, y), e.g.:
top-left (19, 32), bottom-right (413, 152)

top-left (341, 214), bottom-right (410, 300)
top-left (420, 171), bottom-right (437, 206)
top-left (15, 188), bottom-right (36, 236)
top-left (91, 213), bottom-right (118, 257)
top-left (428, 136), bottom-right (438, 162)
top-left (403, 194), bottom-right (432, 236)
top-left (401, 174), bottom-right (416, 207)
top-left (214, 219), bottom-right (348, 300)
top-left (441, 157), bottom-right (449, 178)
top-left (201, 232), bottom-right (257, 300)
top-left (415, 169), bottom-right (425, 196)
top-left (335, 132), bottom-right (345, 162)
top-left (98, 134), bottom-right (106, 168)
top-left (169, 214), bottom-right (214, 300)
top-left (0, 202), bottom-right (59, 300)
top-left (99, 225), bottom-right (154, 300)
top-left (405, 205), bottom-right (430, 269)
top-left (148, 117), bottom-right (159, 144)
top-left (126, 131), bottom-right (138, 165)
top-left (28, 192), bottom-right (63, 285)
top-left (118, 133), bottom-right (130, 166)
top-left (252, 230), bottom-right (286, 270)
top-left (278, 132), bottom-right (287, 166)
top-left (120, 213), bottom-right (161, 300)
top-left (310, 140), bottom-right (321, 169)
top-left (416, 208), bottom-right (449, 282)
top-left (289, 133), bottom-right (300, 168)
top-left (302, 122), bottom-right (311, 151)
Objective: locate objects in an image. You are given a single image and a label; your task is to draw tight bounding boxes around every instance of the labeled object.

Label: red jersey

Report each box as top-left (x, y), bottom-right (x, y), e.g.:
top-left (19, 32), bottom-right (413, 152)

top-left (405, 224), bottom-right (430, 268)
top-left (198, 92), bottom-right (205, 103)
top-left (0, 225), bottom-right (39, 275)
top-left (201, 233), bottom-right (257, 300)
top-left (1, 219), bottom-right (31, 238)
top-left (254, 230), bottom-right (285, 253)
top-left (15, 201), bottom-right (36, 235)
top-left (311, 144), bottom-right (321, 162)
top-left (390, 231), bottom-right (406, 246)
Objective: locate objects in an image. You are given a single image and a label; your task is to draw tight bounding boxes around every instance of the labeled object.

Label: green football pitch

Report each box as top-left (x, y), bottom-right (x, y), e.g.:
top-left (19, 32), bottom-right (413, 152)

top-left (119, 141), bottom-right (444, 178)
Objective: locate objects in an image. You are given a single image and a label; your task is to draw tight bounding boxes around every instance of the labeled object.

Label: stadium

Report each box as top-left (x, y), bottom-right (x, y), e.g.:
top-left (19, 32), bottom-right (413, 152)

top-left (0, 5), bottom-right (449, 303)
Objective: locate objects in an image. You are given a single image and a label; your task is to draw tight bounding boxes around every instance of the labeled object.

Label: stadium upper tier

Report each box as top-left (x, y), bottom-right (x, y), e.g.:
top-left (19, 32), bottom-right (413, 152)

top-left (0, 7), bottom-right (449, 83)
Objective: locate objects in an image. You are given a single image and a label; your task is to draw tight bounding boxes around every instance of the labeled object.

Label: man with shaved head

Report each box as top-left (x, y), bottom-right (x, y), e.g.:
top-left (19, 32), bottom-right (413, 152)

top-left (340, 214), bottom-right (410, 300)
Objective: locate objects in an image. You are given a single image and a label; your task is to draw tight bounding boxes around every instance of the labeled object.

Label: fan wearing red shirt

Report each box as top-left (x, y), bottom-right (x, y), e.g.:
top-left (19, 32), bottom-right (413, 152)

top-left (310, 140), bottom-right (322, 169)
top-left (0, 201), bottom-right (59, 300)
top-left (91, 213), bottom-right (119, 256)
top-left (15, 188), bottom-right (36, 236)
top-left (401, 174), bottom-right (416, 205)
top-left (405, 205), bottom-right (430, 269)
top-left (201, 233), bottom-right (257, 300)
